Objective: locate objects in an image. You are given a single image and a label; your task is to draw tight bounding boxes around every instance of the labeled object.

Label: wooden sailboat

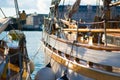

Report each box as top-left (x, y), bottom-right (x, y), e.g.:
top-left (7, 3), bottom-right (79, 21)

top-left (0, 0), bottom-right (33, 80)
top-left (0, 30), bottom-right (32, 80)
top-left (41, 0), bottom-right (120, 80)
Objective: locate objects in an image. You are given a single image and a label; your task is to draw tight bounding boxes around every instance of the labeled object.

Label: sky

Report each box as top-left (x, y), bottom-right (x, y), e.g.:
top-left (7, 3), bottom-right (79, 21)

top-left (0, 0), bottom-right (101, 18)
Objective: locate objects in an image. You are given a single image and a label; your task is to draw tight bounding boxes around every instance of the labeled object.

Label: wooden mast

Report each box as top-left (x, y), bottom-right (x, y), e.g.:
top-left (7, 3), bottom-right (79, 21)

top-left (102, 0), bottom-right (111, 21)
top-left (14, 0), bottom-right (21, 30)
top-left (67, 0), bottom-right (81, 19)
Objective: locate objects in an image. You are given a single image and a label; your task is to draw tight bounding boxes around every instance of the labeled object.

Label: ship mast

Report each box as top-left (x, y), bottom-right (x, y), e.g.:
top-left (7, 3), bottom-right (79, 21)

top-left (14, 0), bottom-right (19, 19)
top-left (102, 0), bottom-right (120, 26)
top-left (102, 0), bottom-right (111, 21)
top-left (14, 0), bottom-right (21, 30)
top-left (68, 0), bottom-right (81, 18)
top-left (67, 0), bottom-right (81, 20)
top-left (49, 0), bottom-right (61, 18)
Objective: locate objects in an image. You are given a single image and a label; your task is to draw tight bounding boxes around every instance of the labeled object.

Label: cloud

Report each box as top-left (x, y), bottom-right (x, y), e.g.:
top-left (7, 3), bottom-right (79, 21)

top-left (81, 0), bottom-right (103, 5)
top-left (36, 0), bottom-right (51, 14)
top-left (0, 0), bottom-right (37, 9)
top-left (0, 7), bottom-right (16, 18)
top-left (18, 0), bottom-right (36, 9)
top-left (35, 0), bottom-right (99, 14)
top-left (82, 0), bottom-right (96, 5)
top-left (0, 0), bottom-right (101, 18)
top-left (0, 0), bottom-right (14, 7)
top-left (59, 0), bottom-right (98, 5)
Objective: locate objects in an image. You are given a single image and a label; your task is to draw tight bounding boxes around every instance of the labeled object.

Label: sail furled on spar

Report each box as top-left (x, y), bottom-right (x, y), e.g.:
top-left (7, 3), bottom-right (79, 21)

top-left (51, 0), bottom-right (61, 5)
top-left (65, 0), bottom-right (81, 19)
top-left (49, 0), bottom-right (61, 18)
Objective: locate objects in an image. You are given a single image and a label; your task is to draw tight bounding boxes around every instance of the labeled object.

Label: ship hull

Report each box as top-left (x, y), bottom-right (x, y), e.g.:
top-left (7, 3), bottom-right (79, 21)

top-left (42, 32), bottom-right (120, 80)
top-left (43, 44), bottom-right (93, 80)
top-left (42, 0), bottom-right (120, 79)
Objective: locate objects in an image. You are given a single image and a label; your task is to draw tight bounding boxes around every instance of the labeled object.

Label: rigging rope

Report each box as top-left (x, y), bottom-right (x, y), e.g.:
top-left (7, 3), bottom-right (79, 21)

top-left (60, 0), bottom-right (65, 18)
top-left (0, 8), bottom-right (6, 18)
top-left (62, 40), bottom-right (76, 78)
top-left (49, 36), bottom-right (58, 63)
top-left (96, 0), bottom-right (101, 16)
top-left (31, 46), bottom-right (42, 60)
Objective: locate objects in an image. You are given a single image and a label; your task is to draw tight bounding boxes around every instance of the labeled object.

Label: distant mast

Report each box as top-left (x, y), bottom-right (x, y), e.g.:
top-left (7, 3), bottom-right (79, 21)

top-left (14, 0), bottom-right (19, 19)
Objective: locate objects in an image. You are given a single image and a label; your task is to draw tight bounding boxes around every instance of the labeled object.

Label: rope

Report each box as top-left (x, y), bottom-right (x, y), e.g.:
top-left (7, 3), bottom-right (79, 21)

top-left (64, 40), bottom-right (76, 74)
top-left (60, 0), bottom-right (65, 18)
top-left (96, 0), bottom-right (100, 16)
top-left (44, 33), bottom-right (58, 67)
top-left (0, 8), bottom-right (6, 18)
top-left (31, 46), bottom-right (41, 60)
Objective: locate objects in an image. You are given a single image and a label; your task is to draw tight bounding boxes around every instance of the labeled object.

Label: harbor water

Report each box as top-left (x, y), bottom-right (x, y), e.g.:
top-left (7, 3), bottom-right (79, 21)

top-left (25, 31), bottom-right (45, 79)
top-left (0, 31), bottom-right (45, 80)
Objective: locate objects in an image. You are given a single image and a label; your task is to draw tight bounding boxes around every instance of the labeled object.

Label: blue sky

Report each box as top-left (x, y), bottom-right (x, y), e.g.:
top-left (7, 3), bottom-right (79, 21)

top-left (0, 0), bottom-right (101, 18)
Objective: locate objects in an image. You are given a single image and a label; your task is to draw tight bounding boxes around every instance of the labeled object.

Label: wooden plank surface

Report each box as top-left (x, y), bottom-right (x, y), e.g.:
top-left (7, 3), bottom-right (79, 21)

top-left (45, 46), bottom-right (120, 80)
top-left (43, 33), bottom-right (120, 67)
top-left (0, 18), bottom-right (11, 33)
top-left (63, 28), bottom-right (120, 33)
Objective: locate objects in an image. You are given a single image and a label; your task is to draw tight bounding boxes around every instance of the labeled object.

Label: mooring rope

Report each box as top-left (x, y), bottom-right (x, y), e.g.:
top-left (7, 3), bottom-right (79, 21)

top-left (32, 45), bottom-right (42, 60)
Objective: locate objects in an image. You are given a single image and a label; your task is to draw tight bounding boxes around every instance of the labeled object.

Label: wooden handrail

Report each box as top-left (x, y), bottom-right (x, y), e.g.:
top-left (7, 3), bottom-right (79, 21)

top-left (63, 28), bottom-right (120, 33)
top-left (48, 34), bottom-right (120, 51)
top-left (110, 1), bottom-right (120, 6)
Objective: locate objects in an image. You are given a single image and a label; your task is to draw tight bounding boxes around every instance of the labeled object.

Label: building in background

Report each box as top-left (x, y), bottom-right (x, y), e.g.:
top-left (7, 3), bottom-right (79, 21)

top-left (58, 5), bottom-right (120, 22)
top-left (25, 13), bottom-right (48, 31)
top-left (26, 14), bottom-right (39, 28)
top-left (24, 5), bottom-right (120, 31)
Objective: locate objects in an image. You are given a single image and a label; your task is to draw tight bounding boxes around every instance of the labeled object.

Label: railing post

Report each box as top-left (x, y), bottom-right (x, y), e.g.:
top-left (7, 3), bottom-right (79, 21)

top-left (103, 20), bottom-right (107, 46)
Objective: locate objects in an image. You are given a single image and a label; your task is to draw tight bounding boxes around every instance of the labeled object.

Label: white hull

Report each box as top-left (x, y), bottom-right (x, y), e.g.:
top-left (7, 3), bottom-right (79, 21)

top-left (44, 45), bottom-right (93, 80)
top-left (42, 32), bottom-right (120, 80)
top-left (42, 0), bottom-right (120, 79)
